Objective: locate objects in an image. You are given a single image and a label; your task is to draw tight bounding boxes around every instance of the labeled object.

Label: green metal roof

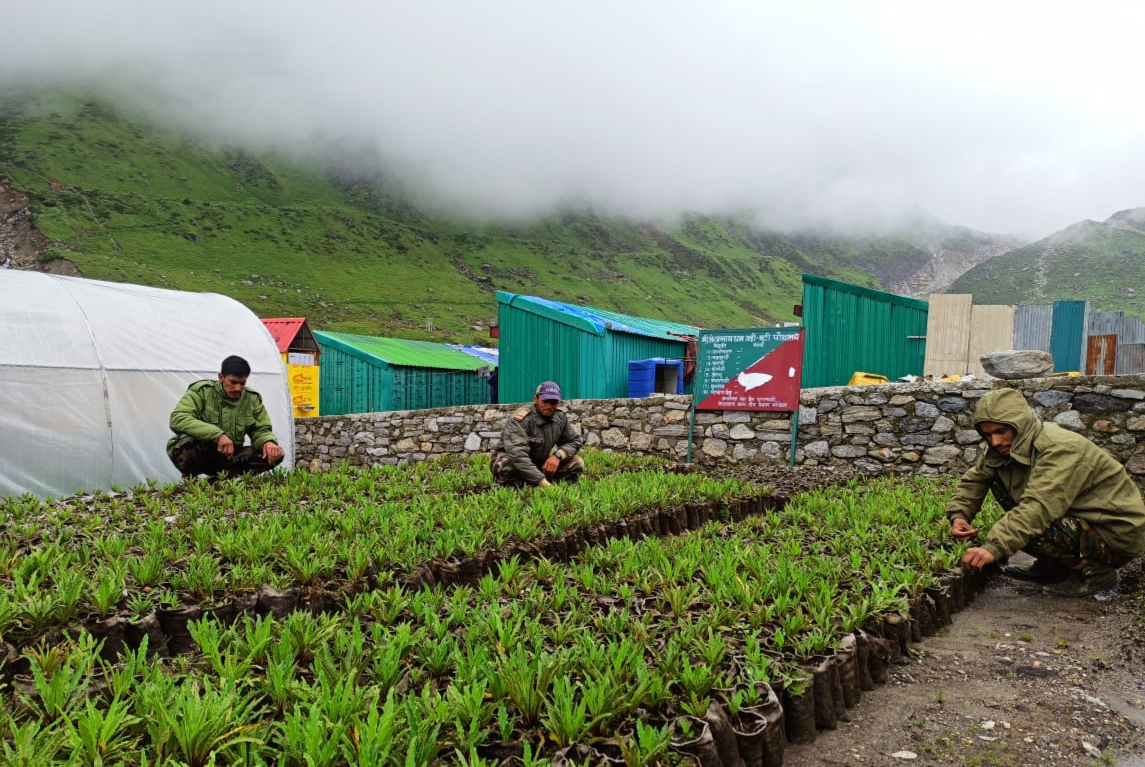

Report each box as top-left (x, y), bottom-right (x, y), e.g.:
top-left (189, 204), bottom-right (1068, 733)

top-left (496, 292), bottom-right (699, 341)
top-left (314, 331), bottom-right (487, 371)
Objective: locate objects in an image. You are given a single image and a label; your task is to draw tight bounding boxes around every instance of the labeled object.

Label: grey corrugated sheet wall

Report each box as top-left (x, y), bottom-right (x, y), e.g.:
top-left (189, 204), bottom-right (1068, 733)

top-left (1117, 345), bottom-right (1145, 375)
top-left (1107, 312), bottom-right (1145, 374)
top-left (1013, 304), bottom-right (1053, 352)
top-left (1089, 311), bottom-right (1123, 336)
top-left (1086, 311), bottom-right (1145, 373)
top-left (1118, 315), bottom-right (1145, 345)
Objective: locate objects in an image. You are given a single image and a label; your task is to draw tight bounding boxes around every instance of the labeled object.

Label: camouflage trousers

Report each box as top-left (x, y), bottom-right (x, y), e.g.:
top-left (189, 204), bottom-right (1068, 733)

top-left (490, 452), bottom-right (585, 488)
top-left (169, 435), bottom-right (282, 480)
top-left (1023, 516), bottom-right (1134, 568)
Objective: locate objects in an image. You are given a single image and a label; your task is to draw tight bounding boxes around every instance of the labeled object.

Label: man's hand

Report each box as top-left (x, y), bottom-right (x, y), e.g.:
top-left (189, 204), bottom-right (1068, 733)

top-left (542, 455), bottom-right (561, 477)
top-left (951, 517), bottom-right (979, 541)
top-left (537, 478), bottom-right (553, 488)
top-left (962, 547), bottom-right (996, 571)
top-left (217, 434), bottom-right (235, 458)
top-left (262, 441), bottom-right (284, 463)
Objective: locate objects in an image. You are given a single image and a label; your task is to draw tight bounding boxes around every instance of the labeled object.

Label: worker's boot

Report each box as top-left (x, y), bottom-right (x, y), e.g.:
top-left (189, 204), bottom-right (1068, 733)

top-left (170, 435), bottom-right (202, 478)
top-left (1052, 563), bottom-right (1117, 597)
top-left (1001, 559), bottom-right (1070, 584)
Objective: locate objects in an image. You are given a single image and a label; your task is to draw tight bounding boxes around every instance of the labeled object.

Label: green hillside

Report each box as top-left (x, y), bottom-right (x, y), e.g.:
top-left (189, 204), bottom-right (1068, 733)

top-left (0, 86), bottom-right (978, 341)
top-left (948, 216), bottom-right (1145, 317)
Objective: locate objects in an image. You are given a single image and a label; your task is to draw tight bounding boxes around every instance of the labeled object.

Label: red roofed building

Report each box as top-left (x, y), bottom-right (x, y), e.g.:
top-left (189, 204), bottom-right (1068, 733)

top-left (261, 318), bottom-right (321, 418)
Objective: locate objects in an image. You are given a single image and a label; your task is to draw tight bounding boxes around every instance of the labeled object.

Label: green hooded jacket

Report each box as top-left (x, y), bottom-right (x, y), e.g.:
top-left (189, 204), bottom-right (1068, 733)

top-left (945, 388), bottom-right (1145, 560)
top-left (166, 380), bottom-right (279, 457)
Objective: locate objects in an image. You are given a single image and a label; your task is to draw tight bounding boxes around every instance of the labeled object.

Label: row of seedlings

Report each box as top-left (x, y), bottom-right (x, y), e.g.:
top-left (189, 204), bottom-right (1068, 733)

top-left (0, 455), bottom-right (763, 667)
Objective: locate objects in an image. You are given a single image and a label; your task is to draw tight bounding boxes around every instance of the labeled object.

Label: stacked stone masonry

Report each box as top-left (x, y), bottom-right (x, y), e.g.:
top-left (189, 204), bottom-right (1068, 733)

top-left (295, 375), bottom-right (1145, 481)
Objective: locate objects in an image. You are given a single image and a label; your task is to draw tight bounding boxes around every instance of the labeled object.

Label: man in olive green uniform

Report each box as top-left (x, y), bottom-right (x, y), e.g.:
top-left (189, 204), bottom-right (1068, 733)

top-left (167, 355), bottom-right (284, 480)
top-left (948, 388), bottom-right (1145, 597)
top-left (491, 380), bottom-right (585, 488)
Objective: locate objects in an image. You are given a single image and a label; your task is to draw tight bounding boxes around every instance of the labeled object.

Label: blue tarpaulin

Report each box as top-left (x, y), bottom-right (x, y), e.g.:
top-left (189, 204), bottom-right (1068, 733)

top-left (449, 345), bottom-right (500, 365)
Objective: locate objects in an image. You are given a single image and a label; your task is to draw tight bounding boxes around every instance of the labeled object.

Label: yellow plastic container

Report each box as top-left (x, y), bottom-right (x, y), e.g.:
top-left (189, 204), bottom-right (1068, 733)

top-left (848, 372), bottom-right (889, 386)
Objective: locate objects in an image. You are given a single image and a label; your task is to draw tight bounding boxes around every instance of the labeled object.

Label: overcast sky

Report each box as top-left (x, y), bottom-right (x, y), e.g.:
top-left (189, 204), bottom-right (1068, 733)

top-left (4, 1), bottom-right (1144, 237)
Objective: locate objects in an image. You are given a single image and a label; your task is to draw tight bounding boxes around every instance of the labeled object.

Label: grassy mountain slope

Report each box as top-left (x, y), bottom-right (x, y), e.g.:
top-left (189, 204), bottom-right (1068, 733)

top-left (0, 87), bottom-right (1015, 341)
top-left (948, 214), bottom-right (1145, 317)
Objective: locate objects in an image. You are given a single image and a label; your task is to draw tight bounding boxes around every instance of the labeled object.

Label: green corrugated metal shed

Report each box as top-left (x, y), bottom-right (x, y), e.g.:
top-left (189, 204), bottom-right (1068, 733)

top-left (496, 292), bottom-right (699, 403)
top-left (801, 274), bottom-right (929, 387)
top-left (315, 331), bottom-right (491, 415)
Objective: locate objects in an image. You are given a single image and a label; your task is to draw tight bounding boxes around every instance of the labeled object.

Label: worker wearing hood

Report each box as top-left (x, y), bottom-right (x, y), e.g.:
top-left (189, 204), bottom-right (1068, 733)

top-left (946, 388), bottom-right (1145, 597)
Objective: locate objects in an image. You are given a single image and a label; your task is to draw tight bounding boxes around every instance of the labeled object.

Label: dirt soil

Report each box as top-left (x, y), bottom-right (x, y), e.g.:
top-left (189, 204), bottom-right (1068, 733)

top-left (708, 464), bottom-right (1145, 766)
top-left (779, 554), bottom-right (1145, 767)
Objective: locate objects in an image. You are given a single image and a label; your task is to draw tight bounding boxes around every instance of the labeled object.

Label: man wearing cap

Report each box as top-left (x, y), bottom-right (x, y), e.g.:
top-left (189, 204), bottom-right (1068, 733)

top-left (491, 380), bottom-right (585, 488)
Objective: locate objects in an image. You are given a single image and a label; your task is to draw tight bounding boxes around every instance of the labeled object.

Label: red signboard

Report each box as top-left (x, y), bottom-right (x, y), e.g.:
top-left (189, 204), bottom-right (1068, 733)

top-left (695, 328), bottom-right (804, 411)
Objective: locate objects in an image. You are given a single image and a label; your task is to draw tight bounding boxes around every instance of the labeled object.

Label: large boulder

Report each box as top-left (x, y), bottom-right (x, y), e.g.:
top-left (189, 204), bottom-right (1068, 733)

top-left (979, 350), bottom-right (1054, 380)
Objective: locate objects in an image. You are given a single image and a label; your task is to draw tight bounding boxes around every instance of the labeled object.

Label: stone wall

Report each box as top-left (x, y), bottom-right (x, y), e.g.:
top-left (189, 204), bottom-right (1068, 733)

top-left (294, 375), bottom-right (1145, 479)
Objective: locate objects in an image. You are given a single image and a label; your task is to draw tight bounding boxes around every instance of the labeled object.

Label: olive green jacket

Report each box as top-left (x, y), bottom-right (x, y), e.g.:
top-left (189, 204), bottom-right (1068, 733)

top-left (945, 388), bottom-right (1145, 560)
top-left (167, 380), bottom-right (278, 456)
top-left (499, 403), bottom-right (583, 485)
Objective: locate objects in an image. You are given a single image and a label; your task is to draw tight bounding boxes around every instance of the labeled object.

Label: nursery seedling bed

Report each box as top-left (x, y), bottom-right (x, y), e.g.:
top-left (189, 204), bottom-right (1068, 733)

top-left (2, 469), bottom-right (1002, 767)
top-left (1, 457), bottom-right (770, 652)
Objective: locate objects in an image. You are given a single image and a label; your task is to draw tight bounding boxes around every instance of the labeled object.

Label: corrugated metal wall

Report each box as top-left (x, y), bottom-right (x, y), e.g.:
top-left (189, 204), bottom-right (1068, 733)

top-left (1050, 300), bottom-right (1089, 373)
top-left (1117, 344), bottom-right (1145, 375)
top-left (1119, 315), bottom-right (1145, 344)
top-left (319, 342), bottom-right (491, 415)
top-left (1013, 304), bottom-right (1053, 352)
top-left (390, 367), bottom-right (489, 412)
top-left (802, 275), bottom-right (928, 388)
top-left (498, 301), bottom-right (590, 404)
top-left (924, 296), bottom-right (1015, 377)
top-left (928, 302), bottom-right (1145, 376)
top-left (1089, 311), bottom-right (1123, 336)
top-left (498, 300), bottom-right (689, 403)
top-left (924, 294), bottom-right (973, 377)
top-left (967, 305), bottom-right (1015, 378)
top-left (319, 345), bottom-right (392, 415)
top-left (1086, 335), bottom-right (1117, 375)
top-left (1115, 313), bottom-right (1145, 374)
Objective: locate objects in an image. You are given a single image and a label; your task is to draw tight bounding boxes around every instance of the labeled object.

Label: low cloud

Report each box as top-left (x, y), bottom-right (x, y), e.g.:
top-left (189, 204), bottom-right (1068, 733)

top-left (4, 0), bottom-right (1144, 237)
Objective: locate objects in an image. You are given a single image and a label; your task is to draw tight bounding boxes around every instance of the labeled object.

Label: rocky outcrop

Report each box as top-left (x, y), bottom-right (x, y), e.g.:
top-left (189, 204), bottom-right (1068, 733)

top-left (891, 228), bottom-right (1026, 297)
top-left (0, 179), bottom-right (81, 275)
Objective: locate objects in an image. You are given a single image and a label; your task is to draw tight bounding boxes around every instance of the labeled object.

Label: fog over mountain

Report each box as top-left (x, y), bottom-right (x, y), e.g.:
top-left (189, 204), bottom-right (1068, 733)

top-left (4, 1), bottom-right (1145, 238)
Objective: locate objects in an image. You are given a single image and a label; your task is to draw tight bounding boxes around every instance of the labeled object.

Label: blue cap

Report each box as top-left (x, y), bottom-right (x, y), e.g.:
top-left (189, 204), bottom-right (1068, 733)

top-left (535, 381), bottom-right (562, 401)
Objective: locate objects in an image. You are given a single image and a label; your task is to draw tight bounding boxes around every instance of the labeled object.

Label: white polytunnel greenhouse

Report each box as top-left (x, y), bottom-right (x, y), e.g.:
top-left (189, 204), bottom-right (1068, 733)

top-left (0, 270), bottom-right (294, 498)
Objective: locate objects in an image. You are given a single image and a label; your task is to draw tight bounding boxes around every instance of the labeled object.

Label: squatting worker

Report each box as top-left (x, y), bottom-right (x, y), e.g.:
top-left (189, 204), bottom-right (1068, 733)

top-left (491, 380), bottom-right (585, 488)
top-left (947, 388), bottom-right (1145, 597)
top-left (167, 355), bottom-right (285, 480)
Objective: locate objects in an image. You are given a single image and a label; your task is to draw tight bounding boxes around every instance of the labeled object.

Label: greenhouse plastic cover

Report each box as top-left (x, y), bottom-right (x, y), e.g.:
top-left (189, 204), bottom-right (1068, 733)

top-left (0, 271), bottom-right (294, 498)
